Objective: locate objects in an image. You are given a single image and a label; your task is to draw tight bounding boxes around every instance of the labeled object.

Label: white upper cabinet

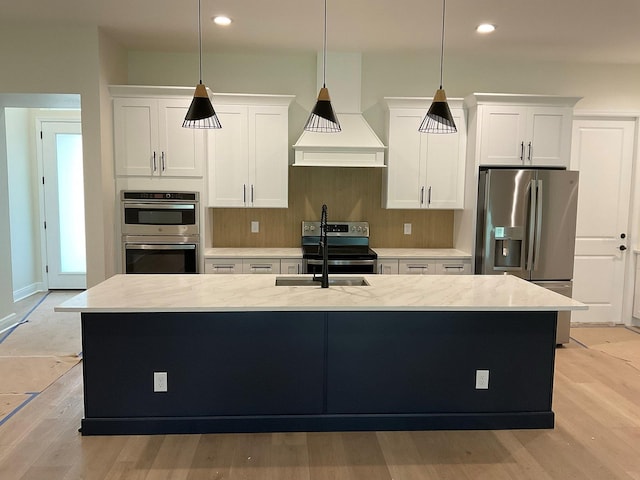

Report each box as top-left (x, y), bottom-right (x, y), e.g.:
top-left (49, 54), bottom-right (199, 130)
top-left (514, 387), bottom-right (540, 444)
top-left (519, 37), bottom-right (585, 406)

top-left (383, 97), bottom-right (467, 209)
top-left (466, 94), bottom-right (581, 168)
top-left (112, 90), bottom-right (205, 177)
top-left (207, 95), bottom-right (294, 208)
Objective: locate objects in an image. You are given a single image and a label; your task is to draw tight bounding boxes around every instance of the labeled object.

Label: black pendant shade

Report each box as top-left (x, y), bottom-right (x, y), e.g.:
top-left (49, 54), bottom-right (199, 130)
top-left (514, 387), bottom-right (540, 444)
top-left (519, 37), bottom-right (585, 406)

top-left (418, 88), bottom-right (457, 133)
top-left (183, 83), bottom-right (222, 129)
top-left (183, 0), bottom-right (221, 129)
top-left (304, 86), bottom-right (341, 133)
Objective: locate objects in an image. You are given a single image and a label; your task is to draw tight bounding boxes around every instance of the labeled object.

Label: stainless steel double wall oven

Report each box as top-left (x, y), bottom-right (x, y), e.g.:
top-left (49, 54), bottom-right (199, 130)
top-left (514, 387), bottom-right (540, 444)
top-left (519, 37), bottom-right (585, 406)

top-left (121, 191), bottom-right (200, 274)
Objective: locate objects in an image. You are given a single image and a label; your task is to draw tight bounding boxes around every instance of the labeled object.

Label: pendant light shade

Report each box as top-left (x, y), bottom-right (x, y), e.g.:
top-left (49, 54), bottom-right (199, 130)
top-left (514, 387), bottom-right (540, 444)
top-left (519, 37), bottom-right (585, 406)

top-left (183, 0), bottom-right (221, 129)
top-left (304, 0), bottom-right (341, 133)
top-left (419, 0), bottom-right (456, 134)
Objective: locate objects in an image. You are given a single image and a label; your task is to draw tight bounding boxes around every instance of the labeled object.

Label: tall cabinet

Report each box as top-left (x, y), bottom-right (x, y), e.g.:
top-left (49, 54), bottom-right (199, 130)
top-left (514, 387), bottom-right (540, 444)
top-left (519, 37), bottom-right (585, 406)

top-left (383, 97), bottom-right (467, 209)
top-left (207, 94), bottom-right (294, 208)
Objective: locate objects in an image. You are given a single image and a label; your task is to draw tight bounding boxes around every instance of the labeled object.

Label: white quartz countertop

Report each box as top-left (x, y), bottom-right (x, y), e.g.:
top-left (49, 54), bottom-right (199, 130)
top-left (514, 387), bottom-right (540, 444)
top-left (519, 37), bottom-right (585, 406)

top-left (204, 248), bottom-right (302, 258)
top-left (56, 274), bottom-right (586, 313)
top-left (373, 248), bottom-right (471, 259)
top-left (204, 247), bottom-right (471, 259)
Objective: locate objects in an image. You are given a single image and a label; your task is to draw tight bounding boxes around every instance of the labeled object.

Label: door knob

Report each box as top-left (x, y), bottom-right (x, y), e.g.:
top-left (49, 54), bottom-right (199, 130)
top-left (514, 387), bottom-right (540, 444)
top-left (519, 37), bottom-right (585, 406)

top-left (619, 245), bottom-right (627, 251)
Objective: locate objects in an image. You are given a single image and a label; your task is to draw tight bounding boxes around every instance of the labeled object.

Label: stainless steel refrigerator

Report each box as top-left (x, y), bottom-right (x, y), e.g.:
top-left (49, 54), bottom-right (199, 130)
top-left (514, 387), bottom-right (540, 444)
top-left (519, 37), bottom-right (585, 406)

top-left (475, 167), bottom-right (579, 344)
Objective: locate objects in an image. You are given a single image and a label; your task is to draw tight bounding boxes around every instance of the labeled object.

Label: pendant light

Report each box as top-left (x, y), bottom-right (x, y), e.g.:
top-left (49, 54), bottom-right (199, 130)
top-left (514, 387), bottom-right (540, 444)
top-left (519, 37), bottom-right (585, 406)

top-left (304, 0), bottom-right (341, 133)
top-left (183, 0), bottom-right (222, 129)
top-left (419, 0), bottom-right (457, 134)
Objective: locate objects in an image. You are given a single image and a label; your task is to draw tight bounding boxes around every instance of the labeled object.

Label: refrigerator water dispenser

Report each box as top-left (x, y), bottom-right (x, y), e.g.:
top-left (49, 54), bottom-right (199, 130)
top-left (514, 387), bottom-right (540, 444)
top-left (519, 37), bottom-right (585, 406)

top-left (493, 226), bottom-right (523, 270)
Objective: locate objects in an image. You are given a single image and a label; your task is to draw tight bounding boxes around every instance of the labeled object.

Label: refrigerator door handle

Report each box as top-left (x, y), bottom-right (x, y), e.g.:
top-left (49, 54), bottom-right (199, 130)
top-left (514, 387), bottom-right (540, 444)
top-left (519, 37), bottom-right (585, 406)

top-left (533, 179), bottom-right (543, 271)
top-left (526, 179), bottom-right (537, 271)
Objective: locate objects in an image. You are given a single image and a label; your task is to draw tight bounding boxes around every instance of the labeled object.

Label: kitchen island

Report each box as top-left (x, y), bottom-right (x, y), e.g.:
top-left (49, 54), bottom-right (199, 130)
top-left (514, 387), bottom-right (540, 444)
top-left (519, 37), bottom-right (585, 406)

top-left (57, 274), bottom-right (585, 435)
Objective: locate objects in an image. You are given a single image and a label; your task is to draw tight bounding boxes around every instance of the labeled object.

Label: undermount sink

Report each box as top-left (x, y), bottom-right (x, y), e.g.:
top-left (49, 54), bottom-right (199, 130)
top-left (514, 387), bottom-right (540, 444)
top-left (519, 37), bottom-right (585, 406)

top-left (275, 276), bottom-right (370, 287)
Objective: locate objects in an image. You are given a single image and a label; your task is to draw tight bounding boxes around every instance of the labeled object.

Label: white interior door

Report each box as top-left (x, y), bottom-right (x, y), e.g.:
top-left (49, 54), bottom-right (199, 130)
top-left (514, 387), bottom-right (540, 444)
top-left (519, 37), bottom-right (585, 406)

top-left (41, 121), bottom-right (86, 289)
top-left (570, 118), bottom-right (634, 324)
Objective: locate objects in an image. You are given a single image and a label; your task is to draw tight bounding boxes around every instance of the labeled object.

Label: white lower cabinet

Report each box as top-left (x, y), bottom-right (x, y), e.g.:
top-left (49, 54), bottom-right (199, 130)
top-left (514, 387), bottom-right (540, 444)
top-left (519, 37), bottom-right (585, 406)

top-left (379, 258), bottom-right (471, 275)
top-left (281, 259), bottom-right (303, 275)
top-left (242, 258), bottom-right (281, 274)
top-left (204, 258), bottom-right (243, 274)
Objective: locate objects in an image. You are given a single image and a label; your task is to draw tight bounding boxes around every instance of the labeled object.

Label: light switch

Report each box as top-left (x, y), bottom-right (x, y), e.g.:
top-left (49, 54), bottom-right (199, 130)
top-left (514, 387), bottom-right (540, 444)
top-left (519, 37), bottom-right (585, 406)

top-left (403, 223), bottom-right (412, 235)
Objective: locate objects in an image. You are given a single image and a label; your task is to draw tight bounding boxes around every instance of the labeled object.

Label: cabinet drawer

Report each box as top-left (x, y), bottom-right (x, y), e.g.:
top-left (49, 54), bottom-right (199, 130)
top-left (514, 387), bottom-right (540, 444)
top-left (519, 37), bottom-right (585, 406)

top-left (436, 261), bottom-right (471, 275)
top-left (204, 259), bottom-right (243, 274)
top-left (242, 259), bottom-right (281, 274)
top-left (399, 260), bottom-right (436, 275)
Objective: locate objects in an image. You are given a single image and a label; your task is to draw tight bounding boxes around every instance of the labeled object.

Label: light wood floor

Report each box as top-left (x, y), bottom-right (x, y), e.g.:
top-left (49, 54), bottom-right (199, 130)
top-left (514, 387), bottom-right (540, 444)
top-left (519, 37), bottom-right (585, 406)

top-left (1, 297), bottom-right (640, 479)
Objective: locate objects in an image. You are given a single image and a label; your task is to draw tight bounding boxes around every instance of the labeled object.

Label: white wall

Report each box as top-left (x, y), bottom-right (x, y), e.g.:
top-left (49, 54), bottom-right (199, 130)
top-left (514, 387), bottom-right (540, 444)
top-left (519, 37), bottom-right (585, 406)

top-left (6, 108), bottom-right (40, 300)
top-left (0, 25), bottom-right (126, 324)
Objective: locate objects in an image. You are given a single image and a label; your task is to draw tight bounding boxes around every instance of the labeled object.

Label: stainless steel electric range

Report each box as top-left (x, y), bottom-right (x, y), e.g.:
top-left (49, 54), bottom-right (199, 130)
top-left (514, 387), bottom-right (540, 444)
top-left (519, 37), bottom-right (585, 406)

top-left (301, 221), bottom-right (377, 274)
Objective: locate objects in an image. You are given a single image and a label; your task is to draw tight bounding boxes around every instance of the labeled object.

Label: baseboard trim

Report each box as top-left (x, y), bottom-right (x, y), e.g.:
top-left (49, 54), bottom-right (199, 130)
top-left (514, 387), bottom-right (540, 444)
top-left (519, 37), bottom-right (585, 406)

top-left (13, 283), bottom-right (45, 302)
top-left (0, 312), bottom-right (18, 335)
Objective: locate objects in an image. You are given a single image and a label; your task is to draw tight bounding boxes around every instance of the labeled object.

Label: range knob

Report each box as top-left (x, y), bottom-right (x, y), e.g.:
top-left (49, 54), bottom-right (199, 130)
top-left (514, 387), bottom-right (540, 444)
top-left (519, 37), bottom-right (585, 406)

top-left (309, 225), bottom-right (316, 232)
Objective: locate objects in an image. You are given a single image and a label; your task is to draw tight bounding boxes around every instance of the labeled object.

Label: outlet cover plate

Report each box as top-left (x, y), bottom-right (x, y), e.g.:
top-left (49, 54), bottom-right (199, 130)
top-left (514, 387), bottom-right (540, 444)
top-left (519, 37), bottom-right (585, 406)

top-left (475, 369), bottom-right (489, 389)
top-left (153, 372), bottom-right (168, 392)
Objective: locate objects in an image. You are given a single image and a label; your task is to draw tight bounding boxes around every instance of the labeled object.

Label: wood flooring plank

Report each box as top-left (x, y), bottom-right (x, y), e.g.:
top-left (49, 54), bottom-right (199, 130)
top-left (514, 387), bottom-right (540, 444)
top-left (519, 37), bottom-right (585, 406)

top-left (186, 434), bottom-right (238, 480)
top-left (376, 430), bottom-right (442, 479)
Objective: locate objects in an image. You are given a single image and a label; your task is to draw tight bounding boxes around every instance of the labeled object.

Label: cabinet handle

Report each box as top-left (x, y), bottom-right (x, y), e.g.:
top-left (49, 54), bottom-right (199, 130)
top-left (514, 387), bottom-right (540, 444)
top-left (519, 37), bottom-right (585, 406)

top-left (161, 152), bottom-right (166, 171)
top-left (520, 142), bottom-right (524, 162)
top-left (152, 152), bottom-right (157, 172)
top-left (527, 142), bottom-right (532, 162)
top-left (428, 186), bottom-right (432, 205)
top-left (243, 184), bottom-right (246, 204)
top-left (443, 265), bottom-right (464, 270)
top-left (251, 185), bottom-right (254, 204)
top-left (407, 264), bottom-right (428, 270)
top-left (250, 264), bottom-right (273, 271)
top-left (420, 186), bottom-right (425, 205)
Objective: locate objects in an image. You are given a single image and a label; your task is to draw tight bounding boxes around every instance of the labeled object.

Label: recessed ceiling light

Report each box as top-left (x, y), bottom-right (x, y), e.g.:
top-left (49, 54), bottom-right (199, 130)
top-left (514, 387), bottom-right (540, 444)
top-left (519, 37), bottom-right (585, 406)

top-left (476, 24), bottom-right (496, 34)
top-left (213, 15), bottom-right (232, 26)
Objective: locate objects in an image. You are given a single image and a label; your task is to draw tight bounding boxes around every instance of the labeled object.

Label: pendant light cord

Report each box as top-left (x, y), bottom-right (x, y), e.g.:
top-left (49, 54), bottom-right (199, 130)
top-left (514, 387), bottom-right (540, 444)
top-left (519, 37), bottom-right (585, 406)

top-left (439, 0), bottom-right (446, 89)
top-left (198, 0), bottom-right (203, 85)
top-left (322, 0), bottom-right (327, 88)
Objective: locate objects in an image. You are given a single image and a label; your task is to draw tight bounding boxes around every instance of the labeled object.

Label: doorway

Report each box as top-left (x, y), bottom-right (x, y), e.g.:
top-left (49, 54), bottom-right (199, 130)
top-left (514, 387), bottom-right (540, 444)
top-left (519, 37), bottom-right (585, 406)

top-left (38, 119), bottom-right (86, 289)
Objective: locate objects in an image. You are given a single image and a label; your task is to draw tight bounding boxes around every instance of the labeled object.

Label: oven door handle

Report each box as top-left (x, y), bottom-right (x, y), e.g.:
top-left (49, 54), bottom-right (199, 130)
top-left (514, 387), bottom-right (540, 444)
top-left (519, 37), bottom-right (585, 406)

top-left (123, 203), bottom-right (195, 210)
top-left (124, 244), bottom-right (196, 251)
top-left (306, 259), bottom-right (376, 266)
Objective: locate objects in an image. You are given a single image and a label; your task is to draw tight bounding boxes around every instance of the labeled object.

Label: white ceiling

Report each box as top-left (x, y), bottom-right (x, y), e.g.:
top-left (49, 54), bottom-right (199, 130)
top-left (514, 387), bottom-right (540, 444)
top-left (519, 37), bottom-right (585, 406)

top-left (3, 0), bottom-right (640, 64)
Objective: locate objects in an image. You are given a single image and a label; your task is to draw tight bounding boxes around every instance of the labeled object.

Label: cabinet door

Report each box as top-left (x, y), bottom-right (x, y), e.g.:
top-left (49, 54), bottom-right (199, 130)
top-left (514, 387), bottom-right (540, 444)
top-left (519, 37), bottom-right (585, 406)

top-left (207, 106), bottom-right (249, 207)
top-left (157, 99), bottom-right (204, 177)
top-left (204, 258), bottom-right (243, 274)
top-left (281, 259), bottom-right (303, 275)
top-left (399, 260), bottom-right (435, 275)
top-left (242, 258), bottom-right (281, 274)
top-left (526, 107), bottom-right (572, 167)
top-left (424, 108), bottom-right (466, 209)
top-left (378, 259), bottom-right (399, 275)
top-left (384, 109), bottom-right (425, 209)
top-left (114, 98), bottom-right (157, 176)
top-left (249, 106), bottom-right (289, 208)
top-left (436, 261), bottom-right (471, 275)
top-left (479, 105), bottom-right (528, 166)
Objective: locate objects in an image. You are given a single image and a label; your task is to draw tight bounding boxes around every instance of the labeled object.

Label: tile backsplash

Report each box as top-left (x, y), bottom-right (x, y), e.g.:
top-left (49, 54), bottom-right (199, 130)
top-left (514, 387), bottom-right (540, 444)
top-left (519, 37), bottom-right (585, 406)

top-left (208, 167), bottom-right (453, 248)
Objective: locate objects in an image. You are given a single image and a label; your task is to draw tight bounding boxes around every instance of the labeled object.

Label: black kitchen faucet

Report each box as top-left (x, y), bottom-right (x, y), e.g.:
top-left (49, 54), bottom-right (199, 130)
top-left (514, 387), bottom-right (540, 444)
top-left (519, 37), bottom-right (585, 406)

top-left (314, 204), bottom-right (329, 288)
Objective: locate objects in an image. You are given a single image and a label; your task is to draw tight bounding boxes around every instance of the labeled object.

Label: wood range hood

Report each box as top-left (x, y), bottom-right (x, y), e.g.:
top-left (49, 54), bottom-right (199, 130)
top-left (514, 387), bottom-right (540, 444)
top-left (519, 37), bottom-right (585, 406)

top-left (293, 52), bottom-right (387, 168)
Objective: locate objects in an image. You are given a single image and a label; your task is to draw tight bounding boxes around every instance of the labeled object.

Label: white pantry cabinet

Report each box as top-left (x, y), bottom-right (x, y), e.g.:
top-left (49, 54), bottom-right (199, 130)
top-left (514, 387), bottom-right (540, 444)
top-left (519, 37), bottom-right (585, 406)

top-left (465, 93), bottom-right (581, 168)
top-left (207, 95), bottom-right (294, 208)
top-left (383, 97), bottom-right (467, 209)
top-left (112, 90), bottom-right (205, 177)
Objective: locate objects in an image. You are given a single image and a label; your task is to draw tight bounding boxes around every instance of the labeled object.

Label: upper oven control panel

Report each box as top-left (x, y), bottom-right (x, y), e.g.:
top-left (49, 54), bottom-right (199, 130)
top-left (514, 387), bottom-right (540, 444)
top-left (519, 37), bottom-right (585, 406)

top-left (121, 191), bottom-right (199, 202)
top-left (302, 221), bottom-right (369, 237)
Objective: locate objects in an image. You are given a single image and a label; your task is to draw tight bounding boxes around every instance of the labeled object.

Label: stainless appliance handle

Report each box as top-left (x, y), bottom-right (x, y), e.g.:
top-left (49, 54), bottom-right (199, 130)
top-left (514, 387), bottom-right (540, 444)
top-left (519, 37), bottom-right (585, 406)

top-left (123, 203), bottom-right (195, 210)
top-left (307, 259), bottom-right (376, 266)
top-left (533, 179), bottom-right (543, 271)
top-left (124, 244), bottom-right (196, 251)
top-left (526, 179), bottom-right (536, 271)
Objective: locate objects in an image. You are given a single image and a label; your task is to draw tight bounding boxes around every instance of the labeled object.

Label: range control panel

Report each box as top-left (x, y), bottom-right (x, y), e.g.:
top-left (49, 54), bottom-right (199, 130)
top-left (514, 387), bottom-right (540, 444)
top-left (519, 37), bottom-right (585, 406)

top-left (302, 221), bottom-right (369, 237)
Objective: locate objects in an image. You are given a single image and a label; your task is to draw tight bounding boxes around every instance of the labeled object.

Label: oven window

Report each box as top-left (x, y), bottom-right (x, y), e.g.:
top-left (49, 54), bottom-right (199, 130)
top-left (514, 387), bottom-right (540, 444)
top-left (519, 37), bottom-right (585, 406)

top-left (125, 246), bottom-right (197, 274)
top-left (124, 207), bottom-right (196, 226)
